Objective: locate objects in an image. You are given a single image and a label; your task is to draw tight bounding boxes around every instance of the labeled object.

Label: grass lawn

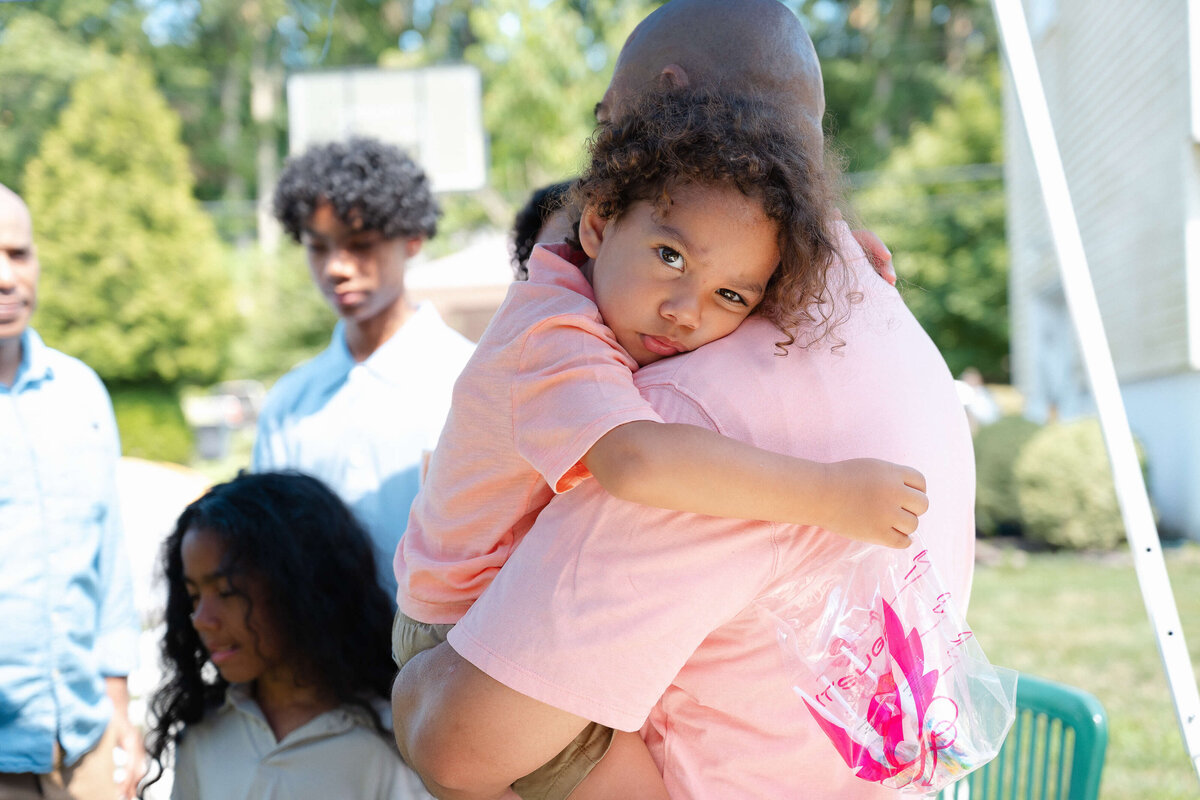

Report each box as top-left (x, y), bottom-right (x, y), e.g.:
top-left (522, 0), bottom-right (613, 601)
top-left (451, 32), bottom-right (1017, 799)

top-left (967, 542), bottom-right (1200, 800)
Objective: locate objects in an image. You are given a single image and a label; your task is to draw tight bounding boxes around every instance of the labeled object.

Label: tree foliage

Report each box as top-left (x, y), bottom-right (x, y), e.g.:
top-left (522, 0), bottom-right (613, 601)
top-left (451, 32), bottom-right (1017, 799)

top-left (0, 12), bottom-right (105, 192)
top-left (225, 246), bottom-right (335, 381)
top-left (459, 0), bottom-right (658, 194)
top-left (789, 0), bottom-right (997, 172)
top-left (24, 56), bottom-right (238, 387)
top-left (0, 0), bottom-right (153, 191)
top-left (853, 66), bottom-right (1008, 380)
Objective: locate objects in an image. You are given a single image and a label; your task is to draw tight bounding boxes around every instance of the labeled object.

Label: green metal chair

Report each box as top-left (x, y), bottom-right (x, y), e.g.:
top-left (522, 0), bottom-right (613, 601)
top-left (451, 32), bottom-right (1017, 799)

top-left (938, 673), bottom-right (1108, 800)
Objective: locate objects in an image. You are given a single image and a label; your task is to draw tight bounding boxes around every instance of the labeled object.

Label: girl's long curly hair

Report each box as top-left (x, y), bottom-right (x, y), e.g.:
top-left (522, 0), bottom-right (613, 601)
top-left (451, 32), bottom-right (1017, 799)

top-left (570, 84), bottom-right (847, 351)
top-left (140, 471), bottom-right (396, 796)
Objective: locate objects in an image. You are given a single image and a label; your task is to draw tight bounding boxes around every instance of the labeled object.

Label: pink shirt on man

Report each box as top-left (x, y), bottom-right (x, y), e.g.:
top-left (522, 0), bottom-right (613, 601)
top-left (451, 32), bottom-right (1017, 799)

top-left (394, 244), bottom-right (661, 624)
top-left (449, 222), bottom-right (977, 799)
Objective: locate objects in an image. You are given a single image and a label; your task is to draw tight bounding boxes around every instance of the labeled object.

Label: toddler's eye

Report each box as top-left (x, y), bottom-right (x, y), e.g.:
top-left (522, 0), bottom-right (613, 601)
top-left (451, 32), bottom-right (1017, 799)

top-left (718, 288), bottom-right (748, 306)
top-left (658, 246), bottom-right (684, 270)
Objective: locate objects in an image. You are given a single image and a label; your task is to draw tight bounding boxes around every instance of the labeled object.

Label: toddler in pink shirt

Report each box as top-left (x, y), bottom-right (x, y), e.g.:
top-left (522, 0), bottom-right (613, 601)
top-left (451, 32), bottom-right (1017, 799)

top-left (392, 86), bottom-right (927, 800)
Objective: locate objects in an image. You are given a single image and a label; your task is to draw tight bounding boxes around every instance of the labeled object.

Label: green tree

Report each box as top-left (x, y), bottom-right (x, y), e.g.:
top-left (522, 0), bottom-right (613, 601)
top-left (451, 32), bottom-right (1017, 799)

top-left (0, 0), bottom-right (150, 162)
top-left (790, 0), bottom-right (997, 172)
top-left (225, 245), bottom-right (334, 381)
top-left (0, 8), bottom-right (119, 192)
top-left (853, 65), bottom-right (1008, 380)
top-left (460, 0), bottom-right (658, 195)
top-left (140, 0), bottom-right (413, 210)
top-left (24, 56), bottom-right (238, 387)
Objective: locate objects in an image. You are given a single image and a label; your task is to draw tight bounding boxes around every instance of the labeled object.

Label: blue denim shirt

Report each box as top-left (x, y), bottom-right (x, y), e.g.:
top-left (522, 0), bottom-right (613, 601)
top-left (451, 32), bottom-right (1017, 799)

top-left (0, 328), bottom-right (138, 772)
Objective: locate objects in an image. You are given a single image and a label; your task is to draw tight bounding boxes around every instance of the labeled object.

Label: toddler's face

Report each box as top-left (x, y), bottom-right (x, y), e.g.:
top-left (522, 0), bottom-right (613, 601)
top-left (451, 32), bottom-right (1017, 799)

top-left (181, 526), bottom-right (284, 686)
top-left (582, 182), bottom-right (779, 367)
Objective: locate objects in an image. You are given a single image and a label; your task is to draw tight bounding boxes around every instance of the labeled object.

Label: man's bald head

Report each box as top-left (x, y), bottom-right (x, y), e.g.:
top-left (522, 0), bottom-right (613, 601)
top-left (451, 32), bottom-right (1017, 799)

top-left (0, 184), bottom-right (30, 228)
top-left (600, 0), bottom-right (824, 144)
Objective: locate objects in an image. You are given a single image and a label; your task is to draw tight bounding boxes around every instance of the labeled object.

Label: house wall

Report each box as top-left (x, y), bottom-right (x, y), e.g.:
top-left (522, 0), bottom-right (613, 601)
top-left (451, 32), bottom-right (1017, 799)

top-left (1122, 372), bottom-right (1200, 539)
top-left (1009, 0), bottom-right (1191, 386)
top-left (1007, 0), bottom-right (1200, 538)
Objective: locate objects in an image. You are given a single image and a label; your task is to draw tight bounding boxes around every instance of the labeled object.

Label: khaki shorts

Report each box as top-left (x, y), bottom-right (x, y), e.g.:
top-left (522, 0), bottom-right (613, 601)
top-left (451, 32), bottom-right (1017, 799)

top-left (392, 610), bottom-right (614, 800)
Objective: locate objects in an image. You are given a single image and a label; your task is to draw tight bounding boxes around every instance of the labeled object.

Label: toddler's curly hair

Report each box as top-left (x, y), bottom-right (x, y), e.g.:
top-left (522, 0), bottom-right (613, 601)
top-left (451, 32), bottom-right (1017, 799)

top-left (274, 137), bottom-right (439, 242)
top-left (570, 85), bottom-right (844, 350)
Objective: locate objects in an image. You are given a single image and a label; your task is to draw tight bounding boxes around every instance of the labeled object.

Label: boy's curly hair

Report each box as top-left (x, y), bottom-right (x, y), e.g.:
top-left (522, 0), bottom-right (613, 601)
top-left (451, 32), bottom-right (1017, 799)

top-left (273, 137), bottom-right (440, 242)
top-left (570, 85), bottom-right (845, 350)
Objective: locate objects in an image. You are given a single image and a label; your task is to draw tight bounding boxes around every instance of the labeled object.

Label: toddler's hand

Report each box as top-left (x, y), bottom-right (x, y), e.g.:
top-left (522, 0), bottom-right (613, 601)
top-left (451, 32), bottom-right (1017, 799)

top-left (817, 458), bottom-right (928, 548)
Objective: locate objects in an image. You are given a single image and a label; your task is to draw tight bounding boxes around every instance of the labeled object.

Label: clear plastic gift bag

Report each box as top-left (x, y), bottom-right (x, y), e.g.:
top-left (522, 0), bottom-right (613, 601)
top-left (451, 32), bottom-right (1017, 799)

top-left (762, 535), bottom-right (1017, 796)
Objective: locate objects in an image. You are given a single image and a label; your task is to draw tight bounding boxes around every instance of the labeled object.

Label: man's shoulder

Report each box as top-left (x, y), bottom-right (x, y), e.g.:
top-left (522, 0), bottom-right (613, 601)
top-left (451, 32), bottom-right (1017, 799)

top-left (36, 343), bottom-right (111, 401)
top-left (632, 319), bottom-right (781, 404)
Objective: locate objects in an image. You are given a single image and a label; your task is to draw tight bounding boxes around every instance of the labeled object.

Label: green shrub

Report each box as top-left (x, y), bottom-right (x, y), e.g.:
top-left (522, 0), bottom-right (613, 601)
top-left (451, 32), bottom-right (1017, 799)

top-left (1013, 418), bottom-right (1139, 550)
top-left (25, 56), bottom-right (237, 386)
top-left (974, 415), bottom-right (1042, 536)
top-left (111, 387), bottom-right (194, 465)
top-left (225, 246), bottom-right (332, 382)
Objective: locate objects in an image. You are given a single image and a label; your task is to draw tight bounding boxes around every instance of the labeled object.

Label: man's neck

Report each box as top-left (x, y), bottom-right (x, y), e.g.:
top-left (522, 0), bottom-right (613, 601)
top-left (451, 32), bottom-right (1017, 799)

top-left (0, 336), bottom-right (22, 388)
top-left (343, 301), bottom-right (415, 363)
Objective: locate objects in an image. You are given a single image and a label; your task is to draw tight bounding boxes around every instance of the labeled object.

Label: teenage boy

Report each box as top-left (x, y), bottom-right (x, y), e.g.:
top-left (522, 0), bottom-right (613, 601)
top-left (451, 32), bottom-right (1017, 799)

top-left (253, 138), bottom-right (474, 599)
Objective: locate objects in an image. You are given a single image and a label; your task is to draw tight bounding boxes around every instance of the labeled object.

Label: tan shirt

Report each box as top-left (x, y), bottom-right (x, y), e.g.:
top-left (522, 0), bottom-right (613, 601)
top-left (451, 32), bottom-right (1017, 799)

top-left (171, 685), bottom-right (432, 800)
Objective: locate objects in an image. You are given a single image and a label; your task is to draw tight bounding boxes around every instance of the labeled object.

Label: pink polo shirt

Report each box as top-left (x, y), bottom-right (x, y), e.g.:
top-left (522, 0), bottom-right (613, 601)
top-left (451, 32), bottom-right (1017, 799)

top-left (394, 244), bottom-right (662, 624)
top-left (449, 222), bottom-right (976, 799)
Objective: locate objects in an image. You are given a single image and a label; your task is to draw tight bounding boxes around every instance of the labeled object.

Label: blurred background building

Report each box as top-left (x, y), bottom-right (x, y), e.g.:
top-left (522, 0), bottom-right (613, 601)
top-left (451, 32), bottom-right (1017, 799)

top-left (1005, 0), bottom-right (1200, 540)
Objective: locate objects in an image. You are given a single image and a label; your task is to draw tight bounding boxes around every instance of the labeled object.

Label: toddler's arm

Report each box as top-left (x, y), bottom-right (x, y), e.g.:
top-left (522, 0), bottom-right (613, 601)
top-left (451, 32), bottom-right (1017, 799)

top-left (582, 421), bottom-right (927, 548)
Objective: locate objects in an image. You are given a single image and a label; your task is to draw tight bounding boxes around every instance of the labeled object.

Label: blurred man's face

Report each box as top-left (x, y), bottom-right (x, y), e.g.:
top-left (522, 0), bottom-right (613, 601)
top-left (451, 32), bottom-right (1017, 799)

top-left (0, 195), bottom-right (39, 344)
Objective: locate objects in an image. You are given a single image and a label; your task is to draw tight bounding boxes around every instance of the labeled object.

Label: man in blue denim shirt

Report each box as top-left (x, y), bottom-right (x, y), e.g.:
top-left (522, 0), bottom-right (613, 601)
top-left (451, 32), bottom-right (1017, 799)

top-left (0, 184), bottom-right (143, 799)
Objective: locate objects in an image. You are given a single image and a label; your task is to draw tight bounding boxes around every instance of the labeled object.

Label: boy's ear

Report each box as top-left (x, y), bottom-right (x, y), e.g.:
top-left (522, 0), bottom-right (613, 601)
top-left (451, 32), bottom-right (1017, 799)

top-left (578, 205), bottom-right (608, 259)
top-left (404, 237), bottom-right (424, 258)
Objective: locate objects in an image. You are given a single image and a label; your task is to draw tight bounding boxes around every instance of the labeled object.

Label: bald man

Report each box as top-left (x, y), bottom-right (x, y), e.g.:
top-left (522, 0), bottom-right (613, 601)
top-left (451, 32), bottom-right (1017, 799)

top-left (0, 185), bottom-right (144, 799)
top-left (392, 2), bottom-right (974, 797)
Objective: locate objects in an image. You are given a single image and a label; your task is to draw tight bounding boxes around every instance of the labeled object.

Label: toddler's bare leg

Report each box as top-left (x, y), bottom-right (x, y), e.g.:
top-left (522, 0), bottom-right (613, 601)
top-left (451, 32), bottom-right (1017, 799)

top-left (565, 731), bottom-right (669, 800)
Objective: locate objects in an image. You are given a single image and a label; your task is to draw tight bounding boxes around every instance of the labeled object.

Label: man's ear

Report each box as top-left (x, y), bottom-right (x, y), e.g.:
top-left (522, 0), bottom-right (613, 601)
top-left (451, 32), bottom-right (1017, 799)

top-left (405, 237), bottom-right (424, 257)
top-left (658, 63), bottom-right (690, 89)
top-left (578, 206), bottom-right (608, 259)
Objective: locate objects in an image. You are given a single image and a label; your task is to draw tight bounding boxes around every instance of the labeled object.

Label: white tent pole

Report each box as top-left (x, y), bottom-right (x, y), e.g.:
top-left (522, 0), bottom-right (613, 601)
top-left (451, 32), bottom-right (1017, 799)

top-left (991, 0), bottom-right (1200, 782)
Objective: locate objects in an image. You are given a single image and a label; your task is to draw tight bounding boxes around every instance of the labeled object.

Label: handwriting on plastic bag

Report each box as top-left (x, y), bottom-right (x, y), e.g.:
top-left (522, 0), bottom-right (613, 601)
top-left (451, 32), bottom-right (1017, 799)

top-left (773, 541), bottom-right (1017, 794)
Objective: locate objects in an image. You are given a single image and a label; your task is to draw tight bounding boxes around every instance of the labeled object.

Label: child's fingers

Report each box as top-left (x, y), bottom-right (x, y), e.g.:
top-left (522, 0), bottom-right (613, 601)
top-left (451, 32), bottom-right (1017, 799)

top-left (892, 508), bottom-right (920, 536)
top-left (882, 527), bottom-right (914, 549)
top-left (901, 466), bottom-right (927, 493)
top-left (902, 485), bottom-right (930, 517)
